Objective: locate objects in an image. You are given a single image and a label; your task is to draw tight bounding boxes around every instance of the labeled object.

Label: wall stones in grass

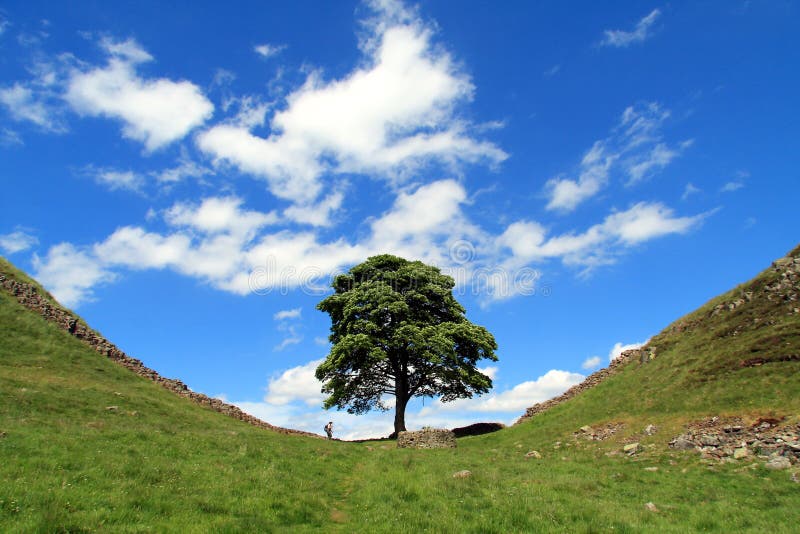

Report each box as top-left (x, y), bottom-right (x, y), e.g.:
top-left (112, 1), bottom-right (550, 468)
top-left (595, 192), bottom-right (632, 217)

top-left (397, 429), bottom-right (457, 449)
top-left (669, 416), bottom-right (800, 467)
top-left (0, 275), bottom-right (319, 439)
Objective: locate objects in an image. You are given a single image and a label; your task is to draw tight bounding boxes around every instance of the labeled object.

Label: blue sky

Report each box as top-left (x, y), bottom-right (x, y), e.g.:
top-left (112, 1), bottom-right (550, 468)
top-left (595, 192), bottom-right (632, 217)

top-left (1, 0), bottom-right (798, 439)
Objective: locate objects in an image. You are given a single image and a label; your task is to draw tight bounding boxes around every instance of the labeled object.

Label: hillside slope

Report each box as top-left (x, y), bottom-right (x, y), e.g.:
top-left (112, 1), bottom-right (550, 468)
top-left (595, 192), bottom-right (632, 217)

top-left (2, 248), bottom-right (800, 532)
top-left (0, 257), bottom-right (314, 438)
top-left (515, 244), bottom-right (800, 432)
top-left (0, 258), bottom-right (355, 531)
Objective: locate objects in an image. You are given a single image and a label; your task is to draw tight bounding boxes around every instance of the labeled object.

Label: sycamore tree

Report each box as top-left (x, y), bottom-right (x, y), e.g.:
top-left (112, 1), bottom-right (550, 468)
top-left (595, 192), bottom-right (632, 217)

top-left (315, 254), bottom-right (498, 435)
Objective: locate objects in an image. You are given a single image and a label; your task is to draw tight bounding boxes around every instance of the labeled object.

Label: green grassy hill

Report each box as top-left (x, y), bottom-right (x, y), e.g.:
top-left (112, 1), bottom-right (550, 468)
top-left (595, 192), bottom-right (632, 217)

top-left (1, 248), bottom-right (799, 532)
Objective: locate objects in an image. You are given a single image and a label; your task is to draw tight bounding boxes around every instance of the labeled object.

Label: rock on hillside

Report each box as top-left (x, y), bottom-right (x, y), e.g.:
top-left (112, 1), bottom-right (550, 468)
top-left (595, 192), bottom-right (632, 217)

top-left (516, 243), bottom-right (800, 424)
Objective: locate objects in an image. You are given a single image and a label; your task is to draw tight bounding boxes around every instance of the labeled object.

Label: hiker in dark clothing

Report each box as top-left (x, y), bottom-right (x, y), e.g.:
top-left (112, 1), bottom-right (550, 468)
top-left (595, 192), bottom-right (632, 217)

top-left (324, 421), bottom-right (333, 439)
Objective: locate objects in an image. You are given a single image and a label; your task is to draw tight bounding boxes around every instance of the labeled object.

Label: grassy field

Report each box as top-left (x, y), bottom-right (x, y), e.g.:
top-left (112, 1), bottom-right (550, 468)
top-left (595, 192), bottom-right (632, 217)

top-left (2, 251), bottom-right (799, 532)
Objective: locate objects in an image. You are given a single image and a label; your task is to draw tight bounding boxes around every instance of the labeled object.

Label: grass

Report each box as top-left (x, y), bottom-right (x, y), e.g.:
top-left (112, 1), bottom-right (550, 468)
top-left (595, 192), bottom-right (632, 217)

top-left (2, 251), bottom-right (800, 532)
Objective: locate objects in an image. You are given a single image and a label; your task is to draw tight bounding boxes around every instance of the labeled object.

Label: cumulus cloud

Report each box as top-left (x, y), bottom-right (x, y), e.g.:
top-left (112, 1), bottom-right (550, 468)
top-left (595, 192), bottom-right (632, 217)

top-left (31, 175), bottom-right (708, 307)
top-left (418, 369), bottom-right (585, 415)
top-left (164, 196), bottom-right (279, 237)
top-left (601, 9), bottom-right (661, 48)
top-left (65, 38), bottom-right (214, 151)
top-left (545, 102), bottom-right (691, 212)
top-left (0, 229), bottom-right (39, 254)
top-left (581, 356), bottom-right (602, 370)
top-left (263, 358), bottom-right (325, 406)
top-left (283, 192), bottom-right (344, 227)
top-left (197, 2), bottom-right (506, 209)
top-left (32, 243), bottom-right (116, 306)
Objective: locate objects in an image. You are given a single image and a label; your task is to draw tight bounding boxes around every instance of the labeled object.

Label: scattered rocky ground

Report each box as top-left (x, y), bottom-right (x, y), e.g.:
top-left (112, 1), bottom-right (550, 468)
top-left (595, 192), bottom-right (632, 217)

top-left (0, 275), bottom-right (319, 438)
top-left (574, 422), bottom-right (626, 441)
top-left (669, 416), bottom-right (799, 468)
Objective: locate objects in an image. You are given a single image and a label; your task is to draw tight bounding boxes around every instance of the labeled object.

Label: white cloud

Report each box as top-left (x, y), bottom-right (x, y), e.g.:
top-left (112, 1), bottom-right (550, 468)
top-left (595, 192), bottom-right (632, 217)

top-left (32, 243), bottom-right (116, 306)
top-left (601, 9), bottom-right (661, 48)
top-left (254, 43), bottom-right (286, 59)
top-left (545, 141), bottom-right (615, 211)
top-left (369, 179), bottom-right (468, 250)
top-left (32, 174), bottom-right (709, 307)
top-left (263, 358), bottom-right (325, 406)
top-left (94, 226), bottom-right (192, 271)
top-left (0, 230), bottom-right (39, 254)
top-left (272, 306), bottom-right (303, 352)
top-left (65, 38), bottom-right (214, 151)
top-left (165, 196), bottom-right (278, 237)
top-left (82, 166), bottom-right (144, 192)
top-left (543, 64), bottom-right (560, 78)
top-left (682, 182), bottom-right (701, 201)
top-left (626, 143), bottom-right (679, 184)
top-left (720, 181), bottom-right (744, 193)
top-left (154, 157), bottom-right (213, 184)
top-left (500, 202), bottom-right (708, 270)
top-left (0, 82), bottom-right (65, 132)
top-left (274, 332), bottom-right (302, 351)
top-left (620, 102), bottom-right (671, 148)
top-left (274, 308), bottom-right (301, 320)
top-left (197, 4), bottom-right (506, 209)
top-left (0, 128), bottom-right (23, 146)
top-left (604, 202), bottom-right (701, 245)
top-left (581, 356), bottom-right (602, 370)
top-left (544, 103), bottom-right (688, 212)
top-left (478, 366), bottom-right (499, 380)
top-left (419, 369), bottom-right (585, 415)
top-left (608, 340), bottom-right (646, 362)
top-left (283, 191), bottom-right (344, 227)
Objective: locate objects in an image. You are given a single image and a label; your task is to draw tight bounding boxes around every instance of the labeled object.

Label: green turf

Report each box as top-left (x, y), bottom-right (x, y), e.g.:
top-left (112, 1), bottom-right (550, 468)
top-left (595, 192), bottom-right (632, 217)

top-left (1, 251), bottom-right (799, 532)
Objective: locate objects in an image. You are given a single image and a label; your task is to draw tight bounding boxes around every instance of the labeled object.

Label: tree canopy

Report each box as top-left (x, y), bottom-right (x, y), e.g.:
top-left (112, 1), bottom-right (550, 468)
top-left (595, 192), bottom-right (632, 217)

top-left (315, 254), bottom-right (498, 435)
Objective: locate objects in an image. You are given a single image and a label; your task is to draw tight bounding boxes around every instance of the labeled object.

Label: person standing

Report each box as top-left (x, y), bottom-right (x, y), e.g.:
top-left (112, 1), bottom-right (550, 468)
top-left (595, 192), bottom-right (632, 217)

top-left (324, 421), bottom-right (333, 439)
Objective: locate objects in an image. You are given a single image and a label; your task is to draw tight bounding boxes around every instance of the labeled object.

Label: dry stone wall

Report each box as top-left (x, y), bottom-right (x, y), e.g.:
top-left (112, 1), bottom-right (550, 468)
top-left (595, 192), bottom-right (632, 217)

top-left (397, 429), bottom-right (457, 448)
top-left (515, 347), bottom-right (644, 425)
top-left (0, 275), bottom-right (319, 438)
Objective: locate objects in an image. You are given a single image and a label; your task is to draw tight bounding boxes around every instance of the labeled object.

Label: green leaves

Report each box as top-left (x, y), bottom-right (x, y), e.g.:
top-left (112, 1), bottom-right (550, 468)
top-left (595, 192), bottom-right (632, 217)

top-left (316, 254), bottom-right (498, 431)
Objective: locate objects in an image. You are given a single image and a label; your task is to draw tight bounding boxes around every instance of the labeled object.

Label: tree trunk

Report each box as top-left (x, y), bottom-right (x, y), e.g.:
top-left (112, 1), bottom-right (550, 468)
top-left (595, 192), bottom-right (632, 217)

top-left (394, 393), bottom-right (408, 435)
